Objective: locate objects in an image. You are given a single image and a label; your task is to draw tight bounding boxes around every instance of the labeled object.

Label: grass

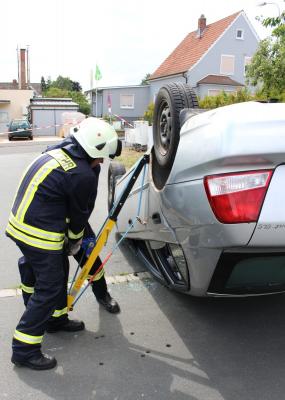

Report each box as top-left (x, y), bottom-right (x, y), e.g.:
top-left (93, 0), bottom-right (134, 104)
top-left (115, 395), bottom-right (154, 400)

top-left (116, 146), bottom-right (144, 170)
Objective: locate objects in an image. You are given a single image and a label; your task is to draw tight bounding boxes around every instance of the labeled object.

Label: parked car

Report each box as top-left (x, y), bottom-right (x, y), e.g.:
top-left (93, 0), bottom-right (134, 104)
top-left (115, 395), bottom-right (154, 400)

top-left (108, 83), bottom-right (285, 297)
top-left (8, 119), bottom-right (33, 141)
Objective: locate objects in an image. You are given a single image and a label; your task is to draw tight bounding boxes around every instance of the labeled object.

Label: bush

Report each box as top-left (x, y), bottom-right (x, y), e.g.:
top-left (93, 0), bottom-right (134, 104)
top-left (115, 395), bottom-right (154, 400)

top-left (103, 114), bottom-right (117, 123)
top-left (143, 102), bottom-right (154, 125)
top-left (199, 89), bottom-right (254, 109)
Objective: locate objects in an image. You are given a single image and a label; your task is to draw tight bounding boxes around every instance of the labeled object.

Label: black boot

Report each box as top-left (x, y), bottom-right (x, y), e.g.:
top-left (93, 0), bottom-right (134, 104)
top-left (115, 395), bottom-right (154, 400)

top-left (92, 276), bottom-right (120, 314)
top-left (11, 353), bottom-right (57, 370)
top-left (46, 319), bottom-right (85, 333)
top-left (97, 292), bottom-right (120, 314)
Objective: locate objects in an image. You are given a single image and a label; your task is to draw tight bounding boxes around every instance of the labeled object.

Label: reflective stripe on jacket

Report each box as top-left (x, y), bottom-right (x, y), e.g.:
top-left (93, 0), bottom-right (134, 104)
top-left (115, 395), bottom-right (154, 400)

top-left (6, 148), bottom-right (98, 252)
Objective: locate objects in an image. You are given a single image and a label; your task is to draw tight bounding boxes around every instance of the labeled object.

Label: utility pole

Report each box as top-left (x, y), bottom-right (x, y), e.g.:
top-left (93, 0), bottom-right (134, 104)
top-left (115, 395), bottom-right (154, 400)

top-left (16, 45), bottom-right (20, 89)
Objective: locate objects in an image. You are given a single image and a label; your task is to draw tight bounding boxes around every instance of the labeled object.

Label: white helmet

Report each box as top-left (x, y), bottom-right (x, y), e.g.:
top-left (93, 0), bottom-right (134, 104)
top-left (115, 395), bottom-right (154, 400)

top-left (71, 117), bottom-right (121, 159)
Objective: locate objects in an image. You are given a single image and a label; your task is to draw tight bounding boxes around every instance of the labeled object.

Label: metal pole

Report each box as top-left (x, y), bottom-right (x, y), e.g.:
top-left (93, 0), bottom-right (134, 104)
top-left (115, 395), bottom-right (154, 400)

top-left (257, 1), bottom-right (281, 16)
top-left (17, 45), bottom-right (20, 89)
top-left (26, 45), bottom-right (30, 88)
top-left (90, 69), bottom-right (93, 90)
top-left (95, 87), bottom-right (98, 117)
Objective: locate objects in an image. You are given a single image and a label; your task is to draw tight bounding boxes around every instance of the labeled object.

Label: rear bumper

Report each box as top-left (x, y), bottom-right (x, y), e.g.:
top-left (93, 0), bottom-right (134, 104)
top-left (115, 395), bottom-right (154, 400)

top-left (9, 130), bottom-right (32, 138)
top-left (207, 250), bottom-right (285, 296)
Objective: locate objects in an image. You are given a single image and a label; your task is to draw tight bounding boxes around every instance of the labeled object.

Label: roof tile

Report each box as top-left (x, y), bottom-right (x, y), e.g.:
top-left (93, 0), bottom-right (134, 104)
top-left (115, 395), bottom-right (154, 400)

top-left (150, 11), bottom-right (241, 80)
top-left (197, 74), bottom-right (243, 86)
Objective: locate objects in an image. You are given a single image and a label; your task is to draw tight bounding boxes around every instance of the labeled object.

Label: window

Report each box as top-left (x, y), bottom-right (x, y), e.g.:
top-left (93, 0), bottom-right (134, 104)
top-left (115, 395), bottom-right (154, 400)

top-left (0, 111), bottom-right (9, 123)
top-left (120, 94), bottom-right (134, 109)
top-left (244, 56), bottom-right (252, 75)
top-left (236, 29), bottom-right (244, 40)
top-left (208, 89), bottom-right (236, 97)
top-left (11, 120), bottom-right (30, 130)
top-left (220, 55), bottom-right (235, 75)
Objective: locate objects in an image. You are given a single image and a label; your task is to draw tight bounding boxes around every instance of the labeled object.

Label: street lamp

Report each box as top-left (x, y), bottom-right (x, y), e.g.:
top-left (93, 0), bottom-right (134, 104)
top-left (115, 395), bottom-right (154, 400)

top-left (257, 1), bottom-right (281, 16)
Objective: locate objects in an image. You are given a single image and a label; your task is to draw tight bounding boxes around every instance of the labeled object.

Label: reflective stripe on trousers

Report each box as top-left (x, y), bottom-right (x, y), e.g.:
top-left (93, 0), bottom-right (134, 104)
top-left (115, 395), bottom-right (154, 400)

top-left (52, 307), bottom-right (68, 318)
top-left (14, 330), bottom-right (43, 345)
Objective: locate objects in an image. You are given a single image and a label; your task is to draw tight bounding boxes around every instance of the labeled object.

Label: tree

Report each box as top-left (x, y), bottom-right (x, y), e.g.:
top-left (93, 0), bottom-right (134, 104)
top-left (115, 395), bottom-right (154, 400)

top-left (70, 91), bottom-right (90, 115)
top-left (46, 77), bottom-right (52, 90)
top-left (246, 11), bottom-right (285, 97)
top-left (71, 81), bottom-right (82, 92)
top-left (44, 87), bottom-right (69, 98)
top-left (40, 76), bottom-right (47, 92)
top-left (42, 76), bottom-right (90, 115)
top-left (52, 75), bottom-right (74, 91)
top-left (140, 73), bottom-right (151, 85)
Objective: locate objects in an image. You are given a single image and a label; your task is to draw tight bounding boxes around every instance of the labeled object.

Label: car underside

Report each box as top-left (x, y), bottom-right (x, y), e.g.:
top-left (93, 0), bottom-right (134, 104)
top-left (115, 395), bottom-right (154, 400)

top-left (108, 83), bottom-right (285, 297)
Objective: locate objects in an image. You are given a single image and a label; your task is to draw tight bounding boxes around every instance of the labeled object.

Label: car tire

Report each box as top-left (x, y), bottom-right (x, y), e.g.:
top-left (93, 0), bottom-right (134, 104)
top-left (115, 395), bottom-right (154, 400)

top-left (108, 162), bottom-right (126, 211)
top-left (29, 136), bottom-right (33, 140)
top-left (152, 83), bottom-right (198, 189)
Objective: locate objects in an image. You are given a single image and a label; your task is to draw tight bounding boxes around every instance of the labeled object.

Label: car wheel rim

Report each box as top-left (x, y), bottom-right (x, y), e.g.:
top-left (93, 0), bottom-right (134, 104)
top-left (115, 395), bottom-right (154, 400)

top-left (158, 102), bottom-right (172, 157)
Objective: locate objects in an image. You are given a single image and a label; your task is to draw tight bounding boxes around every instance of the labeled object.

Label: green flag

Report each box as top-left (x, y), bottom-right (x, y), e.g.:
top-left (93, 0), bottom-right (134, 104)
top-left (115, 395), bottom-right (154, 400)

top-left (95, 64), bottom-right (102, 81)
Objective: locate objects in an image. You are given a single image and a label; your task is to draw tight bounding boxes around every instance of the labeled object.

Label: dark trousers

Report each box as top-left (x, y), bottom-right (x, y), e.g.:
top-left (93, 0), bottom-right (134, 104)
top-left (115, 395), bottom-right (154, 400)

top-left (18, 250), bottom-right (108, 308)
top-left (13, 245), bottom-right (67, 360)
top-left (15, 246), bottom-right (108, 359)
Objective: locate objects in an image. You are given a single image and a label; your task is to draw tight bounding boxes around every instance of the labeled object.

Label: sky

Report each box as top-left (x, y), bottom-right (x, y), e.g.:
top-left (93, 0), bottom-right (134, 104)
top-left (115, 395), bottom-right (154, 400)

top-left (1, 0), bottom-right (284, 91)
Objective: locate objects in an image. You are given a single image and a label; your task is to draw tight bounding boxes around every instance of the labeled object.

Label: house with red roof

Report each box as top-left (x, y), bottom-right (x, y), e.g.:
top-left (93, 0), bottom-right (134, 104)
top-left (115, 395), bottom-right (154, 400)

top-left (149, 11), bottom-right (259, 99)
top-left (86, 11), bottom-right (259, 124)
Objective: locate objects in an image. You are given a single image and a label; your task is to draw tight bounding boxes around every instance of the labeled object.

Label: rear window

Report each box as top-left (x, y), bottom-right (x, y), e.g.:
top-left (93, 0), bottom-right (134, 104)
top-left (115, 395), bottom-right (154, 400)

top-left (11, 121), bottom-right (30, 129)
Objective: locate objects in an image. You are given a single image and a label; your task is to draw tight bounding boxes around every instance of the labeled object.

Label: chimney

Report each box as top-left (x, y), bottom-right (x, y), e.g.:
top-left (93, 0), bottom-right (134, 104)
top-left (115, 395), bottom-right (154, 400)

top-left (20, 48), bottom-right (27, 89)
top-left (197, 14), bottom-right (206, 38)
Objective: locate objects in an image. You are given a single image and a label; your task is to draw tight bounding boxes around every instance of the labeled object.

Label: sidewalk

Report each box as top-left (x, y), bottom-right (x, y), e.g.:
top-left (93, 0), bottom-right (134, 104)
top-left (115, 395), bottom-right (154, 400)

top-left (0, 135), bottom-right (62, 148)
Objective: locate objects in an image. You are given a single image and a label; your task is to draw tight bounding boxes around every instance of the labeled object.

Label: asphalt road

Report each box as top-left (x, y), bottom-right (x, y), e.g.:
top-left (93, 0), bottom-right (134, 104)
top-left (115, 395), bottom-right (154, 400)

top-left (1, 141), bottom-right (285, 400)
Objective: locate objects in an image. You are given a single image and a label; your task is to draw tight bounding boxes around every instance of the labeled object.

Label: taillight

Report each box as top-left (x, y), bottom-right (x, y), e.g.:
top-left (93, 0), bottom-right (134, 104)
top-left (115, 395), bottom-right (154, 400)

top-left (204, 170), bottom-right (273, 223)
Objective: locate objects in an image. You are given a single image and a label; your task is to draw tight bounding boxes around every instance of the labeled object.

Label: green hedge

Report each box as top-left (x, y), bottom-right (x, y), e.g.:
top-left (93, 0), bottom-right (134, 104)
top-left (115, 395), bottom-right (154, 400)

top-left (198, 89), bottom-right (284, 109)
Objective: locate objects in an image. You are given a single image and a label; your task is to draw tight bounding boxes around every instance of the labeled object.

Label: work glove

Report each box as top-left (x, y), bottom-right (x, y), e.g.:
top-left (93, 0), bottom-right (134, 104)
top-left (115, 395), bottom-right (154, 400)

top-left (66, 238), bottom-right (82, 256)
top-left (81, 236), bottom-right (96, 258)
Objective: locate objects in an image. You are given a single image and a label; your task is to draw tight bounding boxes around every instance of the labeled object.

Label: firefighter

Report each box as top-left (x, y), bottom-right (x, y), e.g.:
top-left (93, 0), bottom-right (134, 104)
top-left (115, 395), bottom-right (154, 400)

top-left (6, 117), bottom-right (122, 370)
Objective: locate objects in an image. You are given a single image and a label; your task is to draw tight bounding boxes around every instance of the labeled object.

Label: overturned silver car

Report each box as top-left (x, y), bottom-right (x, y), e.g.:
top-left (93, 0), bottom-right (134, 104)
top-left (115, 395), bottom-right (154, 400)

top-left (108, 83), bottom-right (285, 297)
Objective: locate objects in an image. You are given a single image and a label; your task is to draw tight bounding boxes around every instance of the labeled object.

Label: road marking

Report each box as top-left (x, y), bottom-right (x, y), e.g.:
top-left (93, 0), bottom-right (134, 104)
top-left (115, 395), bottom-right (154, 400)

top-left (0, 272), bottom-right (152, 299)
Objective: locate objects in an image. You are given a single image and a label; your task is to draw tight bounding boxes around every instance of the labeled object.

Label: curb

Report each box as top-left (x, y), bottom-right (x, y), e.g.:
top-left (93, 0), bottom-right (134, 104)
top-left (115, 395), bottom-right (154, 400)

top-left (0, 271), bottom-right (152, 298)
top-left (0, 137), bottom-right (62, 148)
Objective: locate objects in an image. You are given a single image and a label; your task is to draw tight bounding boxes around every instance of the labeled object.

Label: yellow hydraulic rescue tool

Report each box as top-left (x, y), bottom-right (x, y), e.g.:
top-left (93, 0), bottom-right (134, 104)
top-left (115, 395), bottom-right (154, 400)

top-left (67, 153), bottom-right (150, 311)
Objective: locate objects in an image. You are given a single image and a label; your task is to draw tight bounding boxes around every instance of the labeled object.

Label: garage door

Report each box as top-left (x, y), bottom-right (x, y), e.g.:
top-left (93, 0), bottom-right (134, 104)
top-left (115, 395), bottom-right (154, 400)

top-left (33, 110), bottom-right (56, 136)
